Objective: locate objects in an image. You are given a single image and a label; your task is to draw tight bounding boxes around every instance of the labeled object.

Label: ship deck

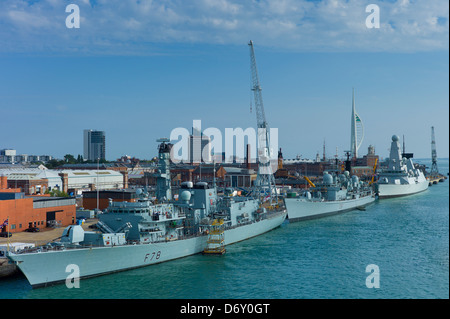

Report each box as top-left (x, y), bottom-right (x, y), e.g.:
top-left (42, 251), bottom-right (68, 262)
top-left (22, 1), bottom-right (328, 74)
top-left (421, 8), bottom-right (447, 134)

top-left (0, 219), bottom-right (98, 247)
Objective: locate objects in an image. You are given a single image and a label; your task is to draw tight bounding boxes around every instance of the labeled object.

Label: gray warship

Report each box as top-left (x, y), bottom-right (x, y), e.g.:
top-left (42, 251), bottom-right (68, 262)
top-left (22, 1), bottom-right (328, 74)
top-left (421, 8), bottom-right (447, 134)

top-left (285, 152), bottom-right (375, 222)
top-left (285, 170), bottom-right (375, 222)
top-left (8, 140), bottom-right (287, 288)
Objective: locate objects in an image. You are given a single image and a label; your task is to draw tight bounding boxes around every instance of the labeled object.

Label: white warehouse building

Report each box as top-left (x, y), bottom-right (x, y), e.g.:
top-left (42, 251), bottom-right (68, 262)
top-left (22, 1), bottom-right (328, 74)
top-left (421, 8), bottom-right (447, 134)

top-left (0, 166), bottom-right (124, 195)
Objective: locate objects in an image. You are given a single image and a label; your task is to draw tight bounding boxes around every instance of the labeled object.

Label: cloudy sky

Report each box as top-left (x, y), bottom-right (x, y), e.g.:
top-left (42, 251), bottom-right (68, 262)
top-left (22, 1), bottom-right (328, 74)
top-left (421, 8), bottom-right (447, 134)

top-left (0, 0), bottom-right (448, 161)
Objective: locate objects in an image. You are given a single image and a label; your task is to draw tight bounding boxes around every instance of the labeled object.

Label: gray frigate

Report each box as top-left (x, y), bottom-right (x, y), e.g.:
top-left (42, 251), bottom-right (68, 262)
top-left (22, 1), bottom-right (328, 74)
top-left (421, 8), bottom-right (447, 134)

top-left (8, 140), bottom-right (286, 288)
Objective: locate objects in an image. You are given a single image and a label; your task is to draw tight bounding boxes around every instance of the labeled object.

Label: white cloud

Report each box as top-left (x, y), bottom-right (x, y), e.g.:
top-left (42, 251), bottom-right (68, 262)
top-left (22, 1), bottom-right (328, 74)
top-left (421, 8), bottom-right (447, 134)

top-left (8, 9), bottom-right (51, 28)
top-left (0, 0), bottom-right (447, 54)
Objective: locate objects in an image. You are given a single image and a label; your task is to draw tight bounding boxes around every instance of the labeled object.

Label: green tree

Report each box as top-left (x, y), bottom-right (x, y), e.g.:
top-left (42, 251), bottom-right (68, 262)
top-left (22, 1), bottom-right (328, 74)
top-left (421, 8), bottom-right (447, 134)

top-left (45, 189), bottom-right (69, 197)
top-left (64, 154), bottom-right (77, 164)
top-left (76, 154), bottom-right (84, 163)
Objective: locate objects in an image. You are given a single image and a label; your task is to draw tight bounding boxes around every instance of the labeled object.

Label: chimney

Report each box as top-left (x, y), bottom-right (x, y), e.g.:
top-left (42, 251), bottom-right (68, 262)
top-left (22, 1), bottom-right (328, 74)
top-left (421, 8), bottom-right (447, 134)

top-left (121, 171), bottom-right (129, 189)
top-left (58, 173), bottom-right (68, 194)
top-left (246, 144), bottom-right (251, 169)
top-left (0, 175), bottom-right (7, 189)
top-left (278, 148), bottom-right (283, 170)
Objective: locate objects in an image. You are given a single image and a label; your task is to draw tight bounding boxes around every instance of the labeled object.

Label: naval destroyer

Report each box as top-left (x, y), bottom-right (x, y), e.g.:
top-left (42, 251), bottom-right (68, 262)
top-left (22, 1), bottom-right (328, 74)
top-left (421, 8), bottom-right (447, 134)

top-left (8, 140), bottom-right (286, 288)
top-left (376, 135), bottom-right (428, 198)
top-left (285, 170), bottom-right (375, 222)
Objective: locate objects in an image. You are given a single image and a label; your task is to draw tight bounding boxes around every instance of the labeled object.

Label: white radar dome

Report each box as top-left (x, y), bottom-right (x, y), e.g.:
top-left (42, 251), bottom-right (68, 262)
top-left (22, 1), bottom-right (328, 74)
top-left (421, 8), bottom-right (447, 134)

top-left (180, 190), bottom-right (192, 201)
top-left (323, 173), bottom-right (333, 184)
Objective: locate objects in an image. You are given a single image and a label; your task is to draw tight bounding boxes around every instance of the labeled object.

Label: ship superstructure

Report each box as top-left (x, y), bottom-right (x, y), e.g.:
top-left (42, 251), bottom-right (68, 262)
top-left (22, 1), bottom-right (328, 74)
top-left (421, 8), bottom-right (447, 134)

top-left (8, 139), bottom-right (286, 288)
top-left (376, 135), bottom-right (428, 198)
top-left (285, 170), bottom-right (375, 222)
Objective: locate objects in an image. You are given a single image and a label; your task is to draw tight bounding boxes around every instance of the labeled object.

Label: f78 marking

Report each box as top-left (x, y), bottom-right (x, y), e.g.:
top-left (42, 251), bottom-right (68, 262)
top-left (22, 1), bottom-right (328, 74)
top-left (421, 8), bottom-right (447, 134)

top-left (144, 251), bottom-right (161, 262)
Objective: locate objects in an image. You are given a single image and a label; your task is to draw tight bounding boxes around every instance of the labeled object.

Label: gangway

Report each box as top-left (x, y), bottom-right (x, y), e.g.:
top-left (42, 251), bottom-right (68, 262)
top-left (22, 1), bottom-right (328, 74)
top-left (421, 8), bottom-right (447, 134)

top-left (203, 219), bottom-right (226, 255)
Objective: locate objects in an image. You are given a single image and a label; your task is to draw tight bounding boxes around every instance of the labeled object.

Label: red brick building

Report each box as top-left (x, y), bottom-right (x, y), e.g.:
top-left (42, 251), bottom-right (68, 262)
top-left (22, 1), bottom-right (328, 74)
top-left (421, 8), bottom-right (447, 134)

top-left (0, 176), bottom-right (76, 233)
top-left (82, 189), bottom-right (137, 211)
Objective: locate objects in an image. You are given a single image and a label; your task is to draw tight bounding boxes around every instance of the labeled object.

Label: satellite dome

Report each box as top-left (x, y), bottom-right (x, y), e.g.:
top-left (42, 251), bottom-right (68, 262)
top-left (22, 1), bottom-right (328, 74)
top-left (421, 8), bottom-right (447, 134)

top-left (180, 190), bottom-right (191, 201)
top-left (136, 188), bottom-right (143, 196)
top-left (323, 173), bottom-right (333, 184)
top-left (392, 135), bottom-right (399, 142)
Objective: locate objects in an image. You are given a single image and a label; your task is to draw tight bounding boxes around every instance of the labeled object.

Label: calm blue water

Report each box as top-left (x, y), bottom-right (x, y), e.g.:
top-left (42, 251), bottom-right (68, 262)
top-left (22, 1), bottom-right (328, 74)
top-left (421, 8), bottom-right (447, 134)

top-left (1, 159), bottom-right (448, 299)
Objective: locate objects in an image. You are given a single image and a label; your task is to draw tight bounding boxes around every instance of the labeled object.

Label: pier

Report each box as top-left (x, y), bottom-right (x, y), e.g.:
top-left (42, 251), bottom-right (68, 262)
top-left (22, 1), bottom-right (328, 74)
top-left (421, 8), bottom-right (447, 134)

top-left (427, 175), bottom-right (447, 186)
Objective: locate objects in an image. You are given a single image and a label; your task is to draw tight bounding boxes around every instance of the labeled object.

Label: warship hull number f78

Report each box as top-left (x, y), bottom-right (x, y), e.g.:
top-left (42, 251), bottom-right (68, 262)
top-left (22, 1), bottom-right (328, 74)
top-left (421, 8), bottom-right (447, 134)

top-left (144, 251), bottom-right (161, 262)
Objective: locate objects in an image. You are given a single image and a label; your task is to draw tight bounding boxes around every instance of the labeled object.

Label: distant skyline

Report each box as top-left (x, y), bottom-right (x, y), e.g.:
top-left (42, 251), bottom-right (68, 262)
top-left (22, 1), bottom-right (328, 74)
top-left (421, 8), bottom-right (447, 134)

top-left (0, 0), bottom-right (448, 161)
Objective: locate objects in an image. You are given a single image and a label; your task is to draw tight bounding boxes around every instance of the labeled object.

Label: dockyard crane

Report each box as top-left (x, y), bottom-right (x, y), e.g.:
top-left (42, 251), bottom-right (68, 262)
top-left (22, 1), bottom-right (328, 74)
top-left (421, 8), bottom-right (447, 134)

top-left (430, 126), bottom-right (439, 177)
top-left (248, 40), bottom-right (278, 204)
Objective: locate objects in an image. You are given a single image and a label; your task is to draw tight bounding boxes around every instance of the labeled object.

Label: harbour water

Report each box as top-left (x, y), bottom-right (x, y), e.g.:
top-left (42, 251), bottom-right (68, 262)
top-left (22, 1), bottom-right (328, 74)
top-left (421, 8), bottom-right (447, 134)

top-left (0, 159), bottom-right (448, 299)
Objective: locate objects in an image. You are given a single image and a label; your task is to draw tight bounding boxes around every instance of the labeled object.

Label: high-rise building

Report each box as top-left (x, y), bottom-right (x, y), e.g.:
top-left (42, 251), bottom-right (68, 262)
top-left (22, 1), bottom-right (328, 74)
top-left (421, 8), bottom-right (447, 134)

top-left (188, 134), bottom-right (211, 164)
top-left (83, 130), bottom-right (106, 161)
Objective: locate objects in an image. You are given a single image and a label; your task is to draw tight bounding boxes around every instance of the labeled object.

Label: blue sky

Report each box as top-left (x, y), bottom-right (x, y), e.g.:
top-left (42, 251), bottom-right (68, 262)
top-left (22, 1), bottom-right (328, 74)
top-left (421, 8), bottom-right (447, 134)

top-left (0, 0), bottom-right (448, 161)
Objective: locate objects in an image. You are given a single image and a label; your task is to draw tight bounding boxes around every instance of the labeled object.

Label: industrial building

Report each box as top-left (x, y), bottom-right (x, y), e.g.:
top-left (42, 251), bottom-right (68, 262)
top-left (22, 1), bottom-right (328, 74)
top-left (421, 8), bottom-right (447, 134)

top-left (0, 176), bottom-right (76, 233)
top-left (0, 167), bottom-right (125, 196)
top-left (82, 189), bottom-right (137, 211)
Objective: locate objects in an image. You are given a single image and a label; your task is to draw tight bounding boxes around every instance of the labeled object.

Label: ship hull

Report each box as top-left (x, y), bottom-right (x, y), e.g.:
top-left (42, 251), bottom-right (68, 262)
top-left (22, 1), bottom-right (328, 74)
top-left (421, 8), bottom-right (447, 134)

top-left (9, 211), bottom-right (286, 288)
top-left (377, 180), bottom-right (428, 198)
top-left (285, 195), bottom-right (375, 222)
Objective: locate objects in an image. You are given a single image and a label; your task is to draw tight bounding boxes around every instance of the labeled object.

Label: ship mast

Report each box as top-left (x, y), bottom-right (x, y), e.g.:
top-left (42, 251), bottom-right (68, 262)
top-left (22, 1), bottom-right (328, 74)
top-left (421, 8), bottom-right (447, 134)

top-left (248, 40), bottom-right (277, 204)
top-left (156, 138), bottom-right (173, 202)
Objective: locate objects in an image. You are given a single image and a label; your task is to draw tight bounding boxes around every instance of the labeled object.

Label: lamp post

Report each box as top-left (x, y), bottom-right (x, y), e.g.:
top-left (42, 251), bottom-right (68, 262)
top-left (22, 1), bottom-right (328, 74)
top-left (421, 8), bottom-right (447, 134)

top-left (97, 157), bottom-right (99, 212)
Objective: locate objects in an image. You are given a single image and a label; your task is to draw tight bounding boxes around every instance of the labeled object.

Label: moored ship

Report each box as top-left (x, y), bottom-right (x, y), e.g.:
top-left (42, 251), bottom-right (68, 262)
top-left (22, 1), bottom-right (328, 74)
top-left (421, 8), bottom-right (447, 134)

top-left (376, 135), bottom-right (428, 198)
top-left (285, 171), bottom-right (375, 222)
top-left (8, 140), bottom-right (286, 288)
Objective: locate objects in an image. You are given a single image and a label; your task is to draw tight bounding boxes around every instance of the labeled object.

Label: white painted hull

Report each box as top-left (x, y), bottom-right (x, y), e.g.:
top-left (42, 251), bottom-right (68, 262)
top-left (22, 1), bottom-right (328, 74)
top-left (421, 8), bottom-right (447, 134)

top-left (285, 195), bottom-right (375, 222)
top-left (377, 179), bottom-right (428, 198)
top-left (9, 211), bottom-right (286, 288)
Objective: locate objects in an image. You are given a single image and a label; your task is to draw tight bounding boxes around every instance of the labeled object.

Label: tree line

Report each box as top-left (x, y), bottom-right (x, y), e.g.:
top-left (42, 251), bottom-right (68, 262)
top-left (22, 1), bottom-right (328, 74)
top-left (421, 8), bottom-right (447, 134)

top-left (43, 154), bottom-right (109, 169)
